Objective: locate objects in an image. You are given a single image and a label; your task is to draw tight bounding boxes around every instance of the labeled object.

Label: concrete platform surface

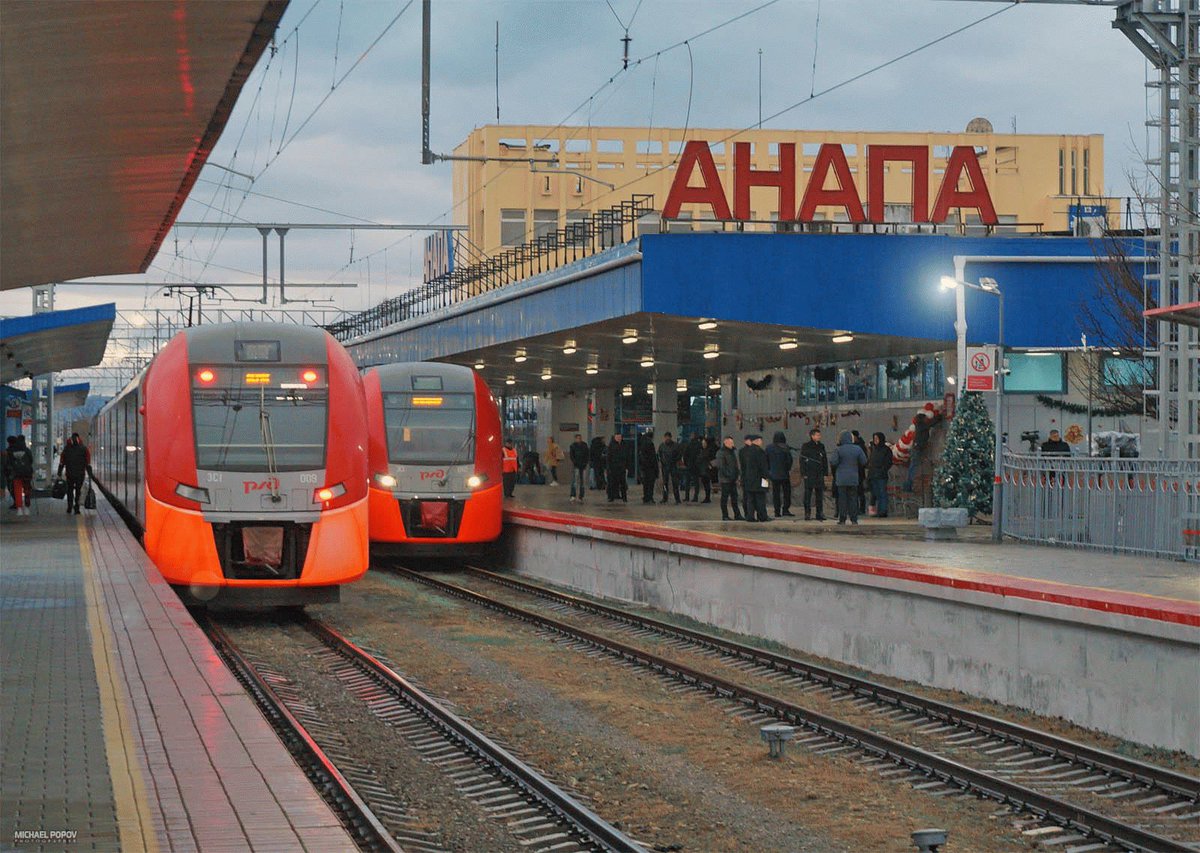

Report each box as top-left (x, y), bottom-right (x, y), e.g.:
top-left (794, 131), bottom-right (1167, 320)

top-left (508, 485), bottom-right (1200, 606)
top-left (0, 498), bottom-right (355, 852)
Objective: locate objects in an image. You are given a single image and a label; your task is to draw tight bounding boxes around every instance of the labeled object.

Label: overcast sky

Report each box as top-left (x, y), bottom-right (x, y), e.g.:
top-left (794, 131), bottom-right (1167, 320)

top-left (2, 0), bottom-right (1145, 319)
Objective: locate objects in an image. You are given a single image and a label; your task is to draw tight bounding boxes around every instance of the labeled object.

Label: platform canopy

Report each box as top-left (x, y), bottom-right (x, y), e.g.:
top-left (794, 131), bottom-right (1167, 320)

top-left (0, 0), bottom-right (287, 291)
top-left (1144, 301), bottom-right (1200, 328)
top-left (0, 304), bottom-right (116, 384)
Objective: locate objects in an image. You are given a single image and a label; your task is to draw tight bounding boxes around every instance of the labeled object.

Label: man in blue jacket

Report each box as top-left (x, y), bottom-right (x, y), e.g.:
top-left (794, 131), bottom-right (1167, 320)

top-left (829, 430), bottom-right (868, 525)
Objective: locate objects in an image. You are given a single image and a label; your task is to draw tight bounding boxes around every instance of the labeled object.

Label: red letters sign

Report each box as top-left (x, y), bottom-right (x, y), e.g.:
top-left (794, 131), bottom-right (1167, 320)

top-left (663, 141), bottom-right (998, 225)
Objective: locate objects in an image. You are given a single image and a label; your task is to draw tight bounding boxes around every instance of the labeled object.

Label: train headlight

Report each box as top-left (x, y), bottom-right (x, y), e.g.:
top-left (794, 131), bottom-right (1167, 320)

top-left (374, 473), bottom-right (397, 489)
top-left (175, 483), bottom-right (211, 504)
top-left (466, 474), bottom-right (487, 489)
top-left (314, 483), bottom-right (347, 503)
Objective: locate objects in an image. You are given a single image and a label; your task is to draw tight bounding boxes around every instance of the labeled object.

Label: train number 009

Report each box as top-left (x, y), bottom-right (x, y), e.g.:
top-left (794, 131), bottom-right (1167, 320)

top-left (299, 473), bottom-right (319, 484)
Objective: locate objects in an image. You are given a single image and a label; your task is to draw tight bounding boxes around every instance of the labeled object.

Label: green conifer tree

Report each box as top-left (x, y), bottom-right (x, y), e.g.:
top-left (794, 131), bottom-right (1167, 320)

top-left (933, 391), bottom-right (995, 517)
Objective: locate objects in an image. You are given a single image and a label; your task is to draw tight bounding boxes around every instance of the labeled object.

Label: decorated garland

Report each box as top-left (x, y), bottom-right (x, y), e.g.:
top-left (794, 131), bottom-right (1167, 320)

top-left (886, 357), bottom-right (922, 380)
top-left (892, 400), bottom-right (945, 463)
top-left (1034, 394), bottom-right (1140, 418)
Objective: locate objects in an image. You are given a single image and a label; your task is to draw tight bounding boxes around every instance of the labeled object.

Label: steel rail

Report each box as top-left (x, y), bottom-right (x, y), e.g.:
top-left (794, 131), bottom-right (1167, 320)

top-left (303, 617), bottom-right (643, 853)
top-left (197, 614), bottom-right (404, 853)
top-left (396, 568), bottom-right (1191, 853)
top-left (463, 565), bottom-right (1200, 802)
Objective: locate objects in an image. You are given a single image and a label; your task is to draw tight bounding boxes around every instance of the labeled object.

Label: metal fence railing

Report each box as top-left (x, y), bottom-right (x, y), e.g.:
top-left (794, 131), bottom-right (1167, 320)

top-left (1001, 453), bottom-right (1200, 561)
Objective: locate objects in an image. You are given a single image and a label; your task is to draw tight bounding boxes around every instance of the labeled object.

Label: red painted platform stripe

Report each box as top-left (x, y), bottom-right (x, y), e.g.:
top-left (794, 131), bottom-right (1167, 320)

top-left (505, 509), bottom-right (1200, 628)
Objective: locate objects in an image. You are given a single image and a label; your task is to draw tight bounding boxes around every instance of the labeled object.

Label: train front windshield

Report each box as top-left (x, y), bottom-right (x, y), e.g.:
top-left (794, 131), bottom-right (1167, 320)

top-left (383, 393), bottom-right (475, 465)
top-left (193, 383), bottom-right (328, 472)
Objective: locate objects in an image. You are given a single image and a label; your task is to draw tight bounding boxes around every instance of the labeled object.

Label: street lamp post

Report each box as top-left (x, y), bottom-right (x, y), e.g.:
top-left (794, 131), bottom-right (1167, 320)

top-left (940, 275), bottom-right (1005, 542)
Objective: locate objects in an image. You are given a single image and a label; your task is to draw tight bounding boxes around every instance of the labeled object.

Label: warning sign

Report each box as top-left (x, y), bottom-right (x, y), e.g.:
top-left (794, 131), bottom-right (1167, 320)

top-left (966, 346), bottom-right (996, 392)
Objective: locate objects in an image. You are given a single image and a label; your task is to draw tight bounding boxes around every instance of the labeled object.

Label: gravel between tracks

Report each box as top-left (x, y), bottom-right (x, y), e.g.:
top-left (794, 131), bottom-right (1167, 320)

top-left (226, 616), bottom-right (527, 853)
top-left (313, 572), bottom-right (1045, 852)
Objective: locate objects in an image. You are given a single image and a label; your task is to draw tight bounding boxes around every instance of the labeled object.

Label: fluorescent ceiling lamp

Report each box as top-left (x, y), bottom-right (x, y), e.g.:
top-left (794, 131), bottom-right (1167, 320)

top-left (505, 376), bottom-right (516, 385)
top-left (703, 350), bottom-right (720, 359)
top-left (778, 339), bottom-right (799, 350)
top-left (697, 320), bottom-right (718, 330)
top-left (621, 384), bottom-right (633, 396)
top-left (676, 379), bottom-right (688, 392)
top-left (562, 340), bottom-right (577, 355)
top-left (831, 334), bottom-right (854, 344)
top-left (621, 330), bottom-right (639, 345)
top-left (473, 361), bottom-right (485, 370)
top-left (640, 357), bottom-right (655, 368)
top-left (708, 379), bottom-right (721, 389)
top-left (541, 371), bottom-right (552, 381)
top-left (646, 383), bottom-right (654, 394)
top-left (585, 365), bottom-right (599, 375)
top-left (514, 351), bottom-right (527, 363)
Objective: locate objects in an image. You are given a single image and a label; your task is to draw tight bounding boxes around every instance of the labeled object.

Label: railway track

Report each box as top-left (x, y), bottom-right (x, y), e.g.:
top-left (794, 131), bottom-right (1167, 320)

top-left (199, 611), bottom-right (643, 853)
top-left (394, 566), bottom-right (1200, 853)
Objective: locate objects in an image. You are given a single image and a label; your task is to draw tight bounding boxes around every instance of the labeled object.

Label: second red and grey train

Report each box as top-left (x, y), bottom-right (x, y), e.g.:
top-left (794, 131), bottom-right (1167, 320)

top-left (363, 362), bottom-right (503, 557)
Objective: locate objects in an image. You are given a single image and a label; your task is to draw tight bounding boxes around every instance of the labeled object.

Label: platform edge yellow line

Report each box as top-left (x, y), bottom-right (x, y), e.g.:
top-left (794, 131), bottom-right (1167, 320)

top-left (77, 520), bottom-right (161, 853)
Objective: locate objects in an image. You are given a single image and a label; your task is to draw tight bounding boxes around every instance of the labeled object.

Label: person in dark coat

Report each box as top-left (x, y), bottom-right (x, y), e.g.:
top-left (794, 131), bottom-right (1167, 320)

top-left (851, 430), bottom-right (869, 514)
top-left (866, 432), bottom-right (894, 518)
top-left (741, 435), bottom-right (770, 522)
top-left (714, 435), bottom-right (743, 521)
top-left (57, 432), bottom-right (92, 514)
top-left (6, 434), bottom-right (34, 516)
top-left (606, 433), bottom-right (630, 502)
top-left (568, 434), bottom-right (590, 503)
top-left (682, 435), bottom-right (705, 502)
top-left (657, 433), bottom-right (682, 504)
top-left (697, 436), bottom-right (716, 503)
top-left (2, 435), bottom-right (14, 509)
top-left (589, 437), bottom-right (607, 491)
top-left (904, 415), bottom-right (932, 492)
top-left (765, 431), bottom-right (795, 517)
top-left (1041, 430), bottom-right (1071, 456)
top-left (637, 433), bottom-right (658, 504)
top-left (737, 435), bottom-right (754, 520)
top-left (829, 430), bottom-right (868, 524)
top-left (799, 428), bottom-right (829, 521)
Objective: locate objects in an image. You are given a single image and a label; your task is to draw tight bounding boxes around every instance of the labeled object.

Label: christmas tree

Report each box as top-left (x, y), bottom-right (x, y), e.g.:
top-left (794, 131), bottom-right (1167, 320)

top-left (933, 391), bottom-right (995, 518)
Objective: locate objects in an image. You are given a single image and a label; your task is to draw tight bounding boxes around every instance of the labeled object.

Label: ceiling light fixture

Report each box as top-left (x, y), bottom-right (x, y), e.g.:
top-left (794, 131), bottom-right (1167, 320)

top-left (646, 383), bottom-right (654, 394)
top-left (708, 378), bottom-right (721, 390)
top-left (473, 361), bottom-right (485, 371)
top-left (505, 376), bottom-right (516, 386)
top-left (514, 349), bottom-right (527, 363)
top-left (697, 320), bottom-right (718, 331)
top-left (831, 334), bottom-right (854, 344)
top-left (640, 356), bottom-right (655, 368)
top-left (778, 339), bottom-right (799, 350)
top-left (621, 384), bottom-right (633, 397)
top-left (703, 349), bottom-right (720, 360)
top-left (585, 365), bottom-right (599, 375)
top-left (541, 370), bottom-right (552, 381)
top-left (676, 378), bottom-right (688, 392)
top-left (621, 330), bottom-right (639, 345)
top-left (562, 340), bottom-right (577, 355)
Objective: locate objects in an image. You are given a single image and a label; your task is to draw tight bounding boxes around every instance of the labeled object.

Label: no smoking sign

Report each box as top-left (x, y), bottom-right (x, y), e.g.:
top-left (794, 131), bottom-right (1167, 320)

top-left (966, 346), bottom-right (997, 391)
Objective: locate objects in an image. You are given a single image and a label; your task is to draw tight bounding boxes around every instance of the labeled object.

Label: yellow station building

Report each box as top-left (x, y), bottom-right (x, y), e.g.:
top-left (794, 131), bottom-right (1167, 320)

top-left (452, 121), bottom-right (1117, 256)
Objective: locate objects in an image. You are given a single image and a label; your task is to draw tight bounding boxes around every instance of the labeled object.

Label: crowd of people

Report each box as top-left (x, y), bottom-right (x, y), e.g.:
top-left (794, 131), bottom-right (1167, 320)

top-left (1, 432), bottom-right (92, 517)
top-left (504, 428), bottom-right (898, 525)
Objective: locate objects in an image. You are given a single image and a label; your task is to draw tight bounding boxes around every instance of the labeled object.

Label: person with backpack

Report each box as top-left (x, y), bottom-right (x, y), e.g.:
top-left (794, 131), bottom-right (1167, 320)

top-left (57, 432), bottom-right (92, 514)
top-left (568, 434), bottom-right (590, 503)
top-left (6, 435), bottom-right (34, 516)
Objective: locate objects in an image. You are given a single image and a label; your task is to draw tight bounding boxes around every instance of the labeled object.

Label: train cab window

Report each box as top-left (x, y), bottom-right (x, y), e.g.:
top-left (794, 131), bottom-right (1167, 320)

top-left (383, 392), bottom-right (475, 465)
top-left (411, 375), bottom-right (443, 391)
top-left (193, 385), bottom-right (328, 471)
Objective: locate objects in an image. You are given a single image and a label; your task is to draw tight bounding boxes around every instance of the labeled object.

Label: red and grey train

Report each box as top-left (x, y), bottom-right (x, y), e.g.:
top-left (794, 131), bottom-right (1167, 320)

top-left (364, 362), bottom-right (503, 558)
top-left (93, 323), bottom-right (370, 605)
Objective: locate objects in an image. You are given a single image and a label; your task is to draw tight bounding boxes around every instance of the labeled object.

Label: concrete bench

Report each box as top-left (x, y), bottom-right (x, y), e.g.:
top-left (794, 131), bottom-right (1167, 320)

top-left (918, 507), bottom-right (970, 540)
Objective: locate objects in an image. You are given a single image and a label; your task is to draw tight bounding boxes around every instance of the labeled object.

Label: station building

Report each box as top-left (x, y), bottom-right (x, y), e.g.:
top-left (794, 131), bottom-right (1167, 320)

top-left (336, 121), bottom-right (1154, 477)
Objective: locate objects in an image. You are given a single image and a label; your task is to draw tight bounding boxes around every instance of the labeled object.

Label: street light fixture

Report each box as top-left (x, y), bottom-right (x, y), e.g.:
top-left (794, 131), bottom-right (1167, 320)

top-left (940, 275), bottom-right (1005, 543)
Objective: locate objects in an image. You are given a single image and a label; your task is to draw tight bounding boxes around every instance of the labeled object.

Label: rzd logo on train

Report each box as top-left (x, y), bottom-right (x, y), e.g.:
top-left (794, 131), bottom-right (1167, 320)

top-left (243, 477), bottom-right (281, 494)
top-left (419, 470), bottom-right (446, 481)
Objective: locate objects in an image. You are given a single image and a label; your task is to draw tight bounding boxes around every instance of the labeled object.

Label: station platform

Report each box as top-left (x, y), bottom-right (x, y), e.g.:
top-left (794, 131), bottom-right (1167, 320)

top-left (506, 484), bottom-right (1200, 612)
top-left (0, 498), bottom-right (355, 852)
top-left (501, 485), bottom-right (1200, 755)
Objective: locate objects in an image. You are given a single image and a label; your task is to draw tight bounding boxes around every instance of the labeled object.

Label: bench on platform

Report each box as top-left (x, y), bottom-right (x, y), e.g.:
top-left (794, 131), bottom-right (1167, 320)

top-left (918, 507), bottom-right (970, 540)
